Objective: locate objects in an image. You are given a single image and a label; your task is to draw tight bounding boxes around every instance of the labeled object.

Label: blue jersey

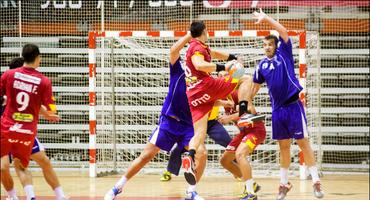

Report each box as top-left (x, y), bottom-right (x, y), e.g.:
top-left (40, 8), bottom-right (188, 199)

top-left (253, 37), bottom-right (303, 110)
top-left (161, 59), bottom-right (193, 125)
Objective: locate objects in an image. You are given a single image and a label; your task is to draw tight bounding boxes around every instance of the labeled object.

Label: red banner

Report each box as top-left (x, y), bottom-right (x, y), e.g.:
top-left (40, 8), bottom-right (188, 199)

top-left (204, 0), bottom-right (370, 8)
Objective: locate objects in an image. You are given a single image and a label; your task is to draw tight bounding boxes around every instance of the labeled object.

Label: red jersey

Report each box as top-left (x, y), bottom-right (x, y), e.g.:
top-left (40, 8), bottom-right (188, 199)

top-left (0, 66), bottom-right (56, 135)
top-left (185, 39), bottom-right (212, 83)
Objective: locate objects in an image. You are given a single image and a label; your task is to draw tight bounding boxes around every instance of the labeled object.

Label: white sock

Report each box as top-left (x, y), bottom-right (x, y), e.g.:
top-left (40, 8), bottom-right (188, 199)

top-left (280, 168), bottom-right (289, 185)
top-left (54, 186), bottom-right (66, 198)
top-left (308, 166), bottom-right (320, 183)
top-left (245, 179), bottom-right (255, 194)
top-left (187, 184), bottom-right (196, 192)
top-left (7, 188), bottom-right (17, 198)
top-left (114, 176), bottom-right (128, 189)
top-left (24, 185), bottom-right (35, 200)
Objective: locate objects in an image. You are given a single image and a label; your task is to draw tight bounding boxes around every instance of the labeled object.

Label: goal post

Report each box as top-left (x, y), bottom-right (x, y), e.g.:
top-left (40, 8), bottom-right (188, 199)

top-left (88, 30), bottom-right (321, 178)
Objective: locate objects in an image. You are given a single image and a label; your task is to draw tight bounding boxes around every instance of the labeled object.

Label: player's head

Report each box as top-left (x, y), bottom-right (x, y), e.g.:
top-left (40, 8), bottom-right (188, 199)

top-left (22, 43), bottom-right (41, 67)
top-left (190, 21), bottom-right (207, 41)
top-left (8, 57), bottom-right (24, 69)
top-left (263, 35), bottom-right (278, 58)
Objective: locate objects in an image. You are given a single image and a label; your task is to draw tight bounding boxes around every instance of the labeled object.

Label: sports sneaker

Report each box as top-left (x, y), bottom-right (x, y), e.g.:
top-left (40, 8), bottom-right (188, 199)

top-left (276, 182), bottom-right (292, 200)
top-left (240, 192), bottom-right (257, 200)
top-left (182, 155), bottom-right (196, 185)
top-left (6, 197), bottom-right (19, 200)
top-left (253, 182), bottom-right (261, 193)
top-left (239, 182), bottom-right (260, 199)
top-left (160, 170), bottom-right (172, 182)
top-left (313, 181), bottom-right (324, 198)
top-left (184, 191), bottom-right (204, 200)
top-left (104, 187), bottom-right (122, 200)
top-left (237, 113), bottom-right (265, 127)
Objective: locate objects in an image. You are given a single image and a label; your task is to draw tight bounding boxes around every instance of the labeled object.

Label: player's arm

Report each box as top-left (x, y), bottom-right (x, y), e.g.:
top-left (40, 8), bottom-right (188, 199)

top-left (40, 105), bottom-right (60, 122)
top-left (169, 32), bottom-right (192, 65)
top-left (210, 50), bottom-right (237, 61)
top-left (250, 82), bottom-right (261, 99)
top-left (253, 8), bottom-right (289, 43)
top-left (41, 78), bottom-right (60, 122)
top-left (191, 53), bottom-right (235, 73)
top-left (218, 112), bottom-right (239, 125)
top-left (214, 99), bottom-right (234, 108)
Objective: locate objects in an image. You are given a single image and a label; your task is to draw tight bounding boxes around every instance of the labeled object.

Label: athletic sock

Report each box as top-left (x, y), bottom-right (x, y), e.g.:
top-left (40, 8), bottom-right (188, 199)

top-left (188, 149), bottom-right (196, 161)
top-left (54, 186), bottom-right (66, 199)
top-left (239, 101), bottom-right (248, 116)
top-left (280, 168), bottom-right (289, 185)
top-left (7, 188), bottom-right (16, 198)
top-left (187, 184), bottom-right (196, 192)
top-left (308, 165), bottom-right (320, 183)
top-left (24, 185), bottom-right (35, 200)
top-left (245, 179), bottom-right (255, 194)
top-left (114, 176), bottom-right (128, 190)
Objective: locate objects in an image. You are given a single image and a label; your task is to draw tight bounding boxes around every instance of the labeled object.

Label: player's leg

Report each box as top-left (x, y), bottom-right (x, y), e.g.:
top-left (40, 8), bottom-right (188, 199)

top-left (31, 151), bottom-right (67, 199)
top-left (207, 120), bottom-right (232, 148)
top-left (219, 131), bottom-right (244, 179)
top-left (105, 142), bottom-right (160, 199)
top-left (292, 101), bottom-right (324, 198)
top-left (184, 144), bottom-right (206, 200)
top-left (13, 158), bottom-right (36, 200)
top-left (236, 132), bottom-right (264, 200)
top-left (237, 75), bottom-right (265, 126)
top-left (183, 113), bottom-right (208, 185)
top-left (160, 145), bottom-right (184, 181)
top-left (1, 155), bottom-right (18, 199)
top-left (271, 107), bottom-right (293, 200)
top-left (220, 151), bottom-right (241, 179)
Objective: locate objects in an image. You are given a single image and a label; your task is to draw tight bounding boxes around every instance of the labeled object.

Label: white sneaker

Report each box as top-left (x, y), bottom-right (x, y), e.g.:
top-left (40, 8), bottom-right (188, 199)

top-left (313, 181), bottom-right (324, 198)
top-left (104, 187), bottom-right (122, 200)
top-left (184, 190), bottom-right (204, 200)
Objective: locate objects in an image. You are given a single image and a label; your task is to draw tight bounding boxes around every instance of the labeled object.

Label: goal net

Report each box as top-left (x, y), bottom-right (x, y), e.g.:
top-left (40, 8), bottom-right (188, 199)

top-left (89, 30), bottom-right (321, 177)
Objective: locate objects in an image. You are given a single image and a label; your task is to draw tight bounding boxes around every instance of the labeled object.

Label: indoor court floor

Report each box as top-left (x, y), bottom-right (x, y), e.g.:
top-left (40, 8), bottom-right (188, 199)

top-left (1, 172), bottom-right (369, 200)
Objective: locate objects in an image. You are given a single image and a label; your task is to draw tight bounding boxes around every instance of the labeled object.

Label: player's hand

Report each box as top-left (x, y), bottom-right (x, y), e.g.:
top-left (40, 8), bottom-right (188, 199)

top-left (218, 115), bottom-right (233, 125)
top-left (223, 100), bottom-right (235, 108)
top-left (44, 113), bottom-right (61, 122)
top-left (252, 8), bottom-right (267, 24)
top-left (226, 61), bottom-right (245, 79)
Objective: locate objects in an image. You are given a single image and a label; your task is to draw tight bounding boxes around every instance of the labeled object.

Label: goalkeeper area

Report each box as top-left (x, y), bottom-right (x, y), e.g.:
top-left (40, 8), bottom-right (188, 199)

top-left (1, 1), bottom-right (369, 199)
top-left (89, 30), bottom-right (321, 177)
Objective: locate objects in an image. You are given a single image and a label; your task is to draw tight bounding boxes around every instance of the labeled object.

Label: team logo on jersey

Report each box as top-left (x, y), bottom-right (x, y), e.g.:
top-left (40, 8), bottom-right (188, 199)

top-left (12, 112), bottom-right (34, 122)
top-left (190, 93), bottom-right (210, 107)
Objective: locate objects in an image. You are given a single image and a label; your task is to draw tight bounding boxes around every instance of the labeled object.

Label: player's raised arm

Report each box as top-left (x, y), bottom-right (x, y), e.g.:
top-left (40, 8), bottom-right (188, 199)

top-left (253, 8), bottom-right (289, 43)
top-left (169, 32), bottom-right (192, 65)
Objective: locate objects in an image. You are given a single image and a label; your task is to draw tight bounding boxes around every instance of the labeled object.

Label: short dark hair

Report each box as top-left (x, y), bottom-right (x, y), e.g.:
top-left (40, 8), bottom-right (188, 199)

top-left (8, 57), bottom-right (24, 69)
top-left (264, 35), bottom-right (279, 46)
top-left (190, 21), bottom-right (206, 38)
top-left (22, 43), bottom-right (40, 63)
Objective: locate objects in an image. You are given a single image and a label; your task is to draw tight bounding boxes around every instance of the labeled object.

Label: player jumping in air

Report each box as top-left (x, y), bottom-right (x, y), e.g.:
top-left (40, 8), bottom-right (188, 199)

top-left (250, 9), bottom-right (324, 200)
top-left (104, 33), bottom-right (208, 200)
top-left (182, 21), bottom-right (264, 198)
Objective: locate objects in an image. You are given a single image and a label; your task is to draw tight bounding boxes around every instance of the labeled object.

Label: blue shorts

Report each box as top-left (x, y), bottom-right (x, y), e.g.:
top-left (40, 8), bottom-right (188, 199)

top-left (271, 101), bottom-right (308, 140)
top-left (149, 115), bottom-right (194, 152)
top-left (31, 137), bottom-right (45, 154)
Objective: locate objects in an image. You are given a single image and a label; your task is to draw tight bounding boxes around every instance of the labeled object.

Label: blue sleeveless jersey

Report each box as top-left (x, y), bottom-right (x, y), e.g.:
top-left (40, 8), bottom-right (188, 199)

top-left (253, 37), bottom-right (303, 111)
top-left (161, 59), bottom-right (193, 125)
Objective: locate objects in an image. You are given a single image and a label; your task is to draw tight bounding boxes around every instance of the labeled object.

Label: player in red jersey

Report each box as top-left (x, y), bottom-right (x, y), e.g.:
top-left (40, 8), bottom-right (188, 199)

top-left (219, 90), bottom-right (266, 200)
top-left (182, 21), bottom-right (264, 199)
top-left (0, 44), bottom-right (60, 200)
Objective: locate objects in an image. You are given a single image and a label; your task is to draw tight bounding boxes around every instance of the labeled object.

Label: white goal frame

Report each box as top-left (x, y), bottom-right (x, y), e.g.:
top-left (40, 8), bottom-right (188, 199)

top-left (88, 30), bottom-right (309, 178)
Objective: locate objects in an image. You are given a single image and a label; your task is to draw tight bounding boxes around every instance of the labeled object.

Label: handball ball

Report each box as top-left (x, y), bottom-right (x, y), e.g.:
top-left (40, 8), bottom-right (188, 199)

top-left (231, 62), bottom-right (245, 79)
